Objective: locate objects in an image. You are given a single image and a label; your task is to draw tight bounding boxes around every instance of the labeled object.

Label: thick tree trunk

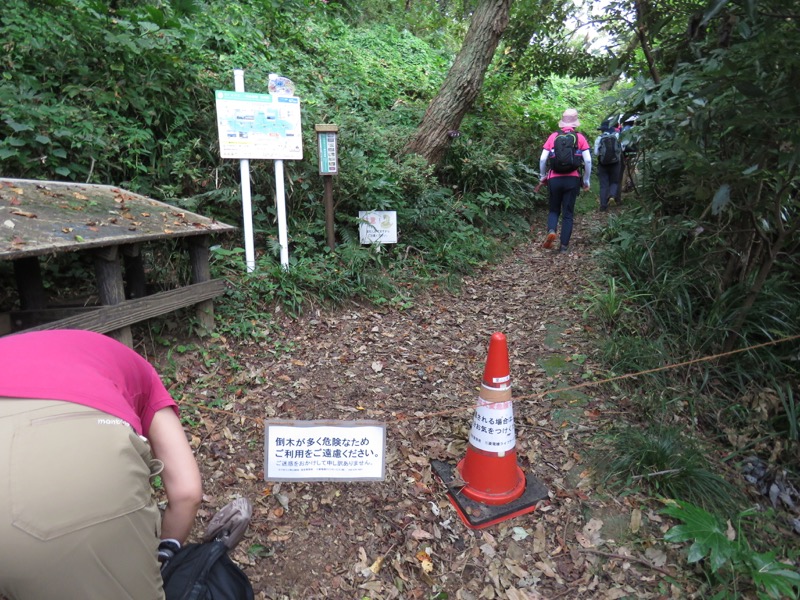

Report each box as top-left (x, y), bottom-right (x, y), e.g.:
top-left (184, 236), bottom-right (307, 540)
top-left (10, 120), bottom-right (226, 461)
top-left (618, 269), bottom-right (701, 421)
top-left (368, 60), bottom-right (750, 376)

top-left (403, 0), bottom-right (511, 165)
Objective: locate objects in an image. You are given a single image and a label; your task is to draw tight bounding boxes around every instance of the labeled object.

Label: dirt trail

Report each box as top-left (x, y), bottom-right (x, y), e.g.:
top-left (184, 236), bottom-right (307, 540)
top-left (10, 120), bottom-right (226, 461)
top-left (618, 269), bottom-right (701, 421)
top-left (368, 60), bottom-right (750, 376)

top-left (163, 213), bottom-right (689, 599)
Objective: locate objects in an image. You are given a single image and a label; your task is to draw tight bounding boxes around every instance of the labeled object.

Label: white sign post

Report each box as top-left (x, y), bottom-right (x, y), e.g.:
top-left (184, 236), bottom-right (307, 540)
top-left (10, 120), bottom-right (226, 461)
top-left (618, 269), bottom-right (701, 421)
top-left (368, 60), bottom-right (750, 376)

top-left (233, 70), bottom-right (255, 272)
top-left (215, 71), bottom-right (303, 270)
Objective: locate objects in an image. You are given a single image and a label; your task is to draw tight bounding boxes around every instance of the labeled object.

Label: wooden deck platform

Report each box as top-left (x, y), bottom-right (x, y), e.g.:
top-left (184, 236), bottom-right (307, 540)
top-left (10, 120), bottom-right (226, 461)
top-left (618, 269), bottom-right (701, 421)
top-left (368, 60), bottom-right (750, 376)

top-left (0, 178), bottom-right (236, 344)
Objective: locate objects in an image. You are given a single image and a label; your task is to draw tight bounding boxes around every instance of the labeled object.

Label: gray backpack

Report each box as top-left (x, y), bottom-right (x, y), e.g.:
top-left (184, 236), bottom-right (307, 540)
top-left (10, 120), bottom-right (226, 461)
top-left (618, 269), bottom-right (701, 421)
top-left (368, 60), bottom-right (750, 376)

top-left (598, 132), bottom-right (622, 165)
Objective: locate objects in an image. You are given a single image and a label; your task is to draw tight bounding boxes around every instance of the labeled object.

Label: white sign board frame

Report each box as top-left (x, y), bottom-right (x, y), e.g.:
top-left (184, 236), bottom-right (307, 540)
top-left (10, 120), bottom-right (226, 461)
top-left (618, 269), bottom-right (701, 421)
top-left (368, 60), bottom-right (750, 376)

top-left (215, 90), bottom-right (303, 160)
top-left (264, 420), bottom-right (386, 481)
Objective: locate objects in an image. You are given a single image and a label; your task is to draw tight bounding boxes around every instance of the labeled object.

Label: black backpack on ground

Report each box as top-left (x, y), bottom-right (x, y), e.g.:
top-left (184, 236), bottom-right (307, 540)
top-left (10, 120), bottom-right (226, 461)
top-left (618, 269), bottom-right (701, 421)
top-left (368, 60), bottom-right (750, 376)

top-left (161, 541), bottom-right (254, 600)
top-left (598, 132), bottom-right (622, 166)
top-left (550, 130), bottom-right (583, 173)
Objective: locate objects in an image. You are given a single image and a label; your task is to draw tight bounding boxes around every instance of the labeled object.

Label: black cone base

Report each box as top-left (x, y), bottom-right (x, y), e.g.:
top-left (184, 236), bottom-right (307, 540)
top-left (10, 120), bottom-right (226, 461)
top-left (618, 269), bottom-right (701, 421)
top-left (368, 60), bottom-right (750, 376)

top-left (431, 459), bottom-right (549, 529)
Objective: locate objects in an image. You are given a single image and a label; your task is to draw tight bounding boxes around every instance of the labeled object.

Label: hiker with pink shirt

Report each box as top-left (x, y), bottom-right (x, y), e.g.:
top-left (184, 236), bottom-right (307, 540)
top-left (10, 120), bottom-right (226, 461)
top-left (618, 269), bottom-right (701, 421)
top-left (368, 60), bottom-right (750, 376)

top-left (0, 329), bottom-right (202, 600)
top-left (538, 108), bottom-right (592, 253)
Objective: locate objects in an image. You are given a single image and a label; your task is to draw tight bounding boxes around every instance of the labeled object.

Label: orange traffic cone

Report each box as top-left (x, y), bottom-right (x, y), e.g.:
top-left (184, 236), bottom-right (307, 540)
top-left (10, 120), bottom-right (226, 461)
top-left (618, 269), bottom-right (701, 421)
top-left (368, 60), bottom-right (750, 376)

top-left (432, 332), bottom-right (548, 529)
top-left (457, 332), bottom-right (525, 504)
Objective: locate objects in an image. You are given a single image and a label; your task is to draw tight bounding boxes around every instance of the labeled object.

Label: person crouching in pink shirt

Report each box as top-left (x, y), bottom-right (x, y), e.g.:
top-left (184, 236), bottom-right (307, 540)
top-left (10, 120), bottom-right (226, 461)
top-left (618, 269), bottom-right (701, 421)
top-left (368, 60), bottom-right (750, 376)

top-left (0, 329), bottom-right (202, 600)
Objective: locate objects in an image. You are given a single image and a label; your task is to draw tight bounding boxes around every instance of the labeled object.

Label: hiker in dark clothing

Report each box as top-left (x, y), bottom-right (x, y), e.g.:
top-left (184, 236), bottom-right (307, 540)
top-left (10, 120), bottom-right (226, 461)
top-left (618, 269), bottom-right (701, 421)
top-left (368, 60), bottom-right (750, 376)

top-left (593, 119), bottom-right (623, 212)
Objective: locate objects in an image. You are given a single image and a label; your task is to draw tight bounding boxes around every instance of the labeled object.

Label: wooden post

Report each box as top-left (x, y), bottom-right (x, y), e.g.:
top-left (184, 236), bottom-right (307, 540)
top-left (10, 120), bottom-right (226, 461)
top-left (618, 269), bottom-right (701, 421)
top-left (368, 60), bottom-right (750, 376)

top-left (188, 236), bottom-right (215, 335)
top-left (323, 176), bottom-right (335, 251)
top-left (13, 256), bottom-right (48, 310)
top-left (93, 245), bottom-right (132, 347)
top-left (122, 244), bottom-right (146, 300)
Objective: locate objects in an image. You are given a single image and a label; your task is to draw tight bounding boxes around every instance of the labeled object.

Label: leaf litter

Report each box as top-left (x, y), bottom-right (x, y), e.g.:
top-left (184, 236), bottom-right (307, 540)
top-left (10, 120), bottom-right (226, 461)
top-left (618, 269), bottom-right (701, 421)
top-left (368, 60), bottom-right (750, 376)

top-left (155, 216), bottom-right (699, 599)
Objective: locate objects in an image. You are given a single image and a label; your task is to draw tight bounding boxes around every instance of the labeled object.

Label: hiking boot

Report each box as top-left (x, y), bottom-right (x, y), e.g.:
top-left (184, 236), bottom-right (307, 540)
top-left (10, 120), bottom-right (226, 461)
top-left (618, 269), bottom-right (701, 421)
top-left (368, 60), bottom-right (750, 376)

top-left (542, 230), bottom-right (556, 249)
top-left (559, 245), bottom-right (569, 254)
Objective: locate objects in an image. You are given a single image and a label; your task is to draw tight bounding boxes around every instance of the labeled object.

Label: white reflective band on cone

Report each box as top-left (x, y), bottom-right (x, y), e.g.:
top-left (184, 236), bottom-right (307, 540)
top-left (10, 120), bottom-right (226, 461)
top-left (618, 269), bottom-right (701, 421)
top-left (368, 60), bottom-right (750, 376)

top-left (468, 384), bottom-right (515, 453)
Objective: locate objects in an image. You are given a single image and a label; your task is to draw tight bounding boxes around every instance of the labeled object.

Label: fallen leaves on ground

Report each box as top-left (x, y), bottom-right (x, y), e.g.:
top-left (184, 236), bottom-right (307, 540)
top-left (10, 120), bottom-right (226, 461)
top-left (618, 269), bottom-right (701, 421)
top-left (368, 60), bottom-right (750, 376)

top-left (156, 215), bottom-right (699, 599)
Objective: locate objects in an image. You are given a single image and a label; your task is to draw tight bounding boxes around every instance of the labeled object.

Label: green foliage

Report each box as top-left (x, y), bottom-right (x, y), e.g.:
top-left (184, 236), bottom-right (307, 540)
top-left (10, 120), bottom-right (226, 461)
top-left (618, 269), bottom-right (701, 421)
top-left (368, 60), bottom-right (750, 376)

top-left (502, 1), bottom-right (609, 83)
top-left (582, 275), bottom-right (646, 331)
top-left (664, 500), bottom-right (737, 572)
top-left (590, 0), bottom-right (800, 460)
top-left (594, 425), bottom-right (745, 517)
top-left (0, 0), bottom-right (211, 195)
top-left (663, 501), bottom-right (800, 599)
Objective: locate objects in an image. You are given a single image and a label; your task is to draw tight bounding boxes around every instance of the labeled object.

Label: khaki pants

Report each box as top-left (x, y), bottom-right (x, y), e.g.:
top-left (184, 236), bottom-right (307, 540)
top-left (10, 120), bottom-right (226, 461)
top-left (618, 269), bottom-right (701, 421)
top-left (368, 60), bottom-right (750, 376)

top-left (0, 400), bottom-right (165, 600)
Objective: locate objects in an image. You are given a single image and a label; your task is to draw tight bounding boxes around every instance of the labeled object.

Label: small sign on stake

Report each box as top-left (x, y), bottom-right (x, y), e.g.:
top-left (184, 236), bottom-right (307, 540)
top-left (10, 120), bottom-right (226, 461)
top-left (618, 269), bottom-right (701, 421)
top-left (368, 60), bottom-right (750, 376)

top-left (359, 210), bottom-right (397, 245)
top-left (264, 420), bottom-right (386, 481)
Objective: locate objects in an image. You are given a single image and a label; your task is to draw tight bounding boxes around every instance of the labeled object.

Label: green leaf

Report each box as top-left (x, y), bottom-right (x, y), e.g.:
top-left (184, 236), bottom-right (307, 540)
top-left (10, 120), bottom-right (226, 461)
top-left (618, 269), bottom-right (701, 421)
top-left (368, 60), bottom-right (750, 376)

top-left (662, 501), bottom-right (735, 573)
top-left (5, 120), bottom-right (32, 133)
top-left (748, 551), bottom-right (800, 599)
top-left (247, 543), bottom-right (273, 558)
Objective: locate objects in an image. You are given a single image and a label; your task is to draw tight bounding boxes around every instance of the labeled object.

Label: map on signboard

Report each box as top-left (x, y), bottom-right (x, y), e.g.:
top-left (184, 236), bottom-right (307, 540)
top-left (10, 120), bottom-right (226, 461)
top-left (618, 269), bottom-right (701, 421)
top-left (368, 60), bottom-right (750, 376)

top-left (215, 90), bottom-right (303, 160)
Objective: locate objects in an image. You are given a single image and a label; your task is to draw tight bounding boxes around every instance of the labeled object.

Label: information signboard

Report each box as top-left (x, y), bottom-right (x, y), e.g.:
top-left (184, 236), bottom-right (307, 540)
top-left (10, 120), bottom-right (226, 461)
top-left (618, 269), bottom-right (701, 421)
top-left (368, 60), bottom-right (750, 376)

top-left (215, 90), bottom-right (303, 160)
top-left (317, 131), bottom-right (338, 174)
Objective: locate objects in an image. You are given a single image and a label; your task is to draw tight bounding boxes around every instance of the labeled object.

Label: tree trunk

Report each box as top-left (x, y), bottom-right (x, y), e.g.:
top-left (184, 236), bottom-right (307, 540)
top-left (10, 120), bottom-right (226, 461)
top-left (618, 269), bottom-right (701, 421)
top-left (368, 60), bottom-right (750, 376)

top-left (634, 0), bottom-right (661, 84)
top-left (403, 0), bottom-right (511, 165)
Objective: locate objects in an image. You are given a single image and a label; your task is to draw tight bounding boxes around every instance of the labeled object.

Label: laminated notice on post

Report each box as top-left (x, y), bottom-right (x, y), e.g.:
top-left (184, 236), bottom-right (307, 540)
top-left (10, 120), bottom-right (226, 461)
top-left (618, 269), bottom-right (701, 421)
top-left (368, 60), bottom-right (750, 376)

top-left (468, 387), bottom-right (516, 453)
top-left (215, 90), bottom-right (303, 160)
top-left (264, 420), bottom-right (386, 481)
top-left (358, 211), bottom-right (397, 244)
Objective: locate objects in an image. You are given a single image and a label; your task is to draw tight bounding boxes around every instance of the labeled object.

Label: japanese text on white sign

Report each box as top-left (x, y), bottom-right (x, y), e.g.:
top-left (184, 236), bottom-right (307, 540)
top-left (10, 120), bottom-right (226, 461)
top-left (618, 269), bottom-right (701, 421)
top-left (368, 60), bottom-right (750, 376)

top-left (264, 420), bottom-right (386, 481)
top-left (359, 210), bottom-right (398, 244)
top-left (469, 394), bottom-right (516, 453)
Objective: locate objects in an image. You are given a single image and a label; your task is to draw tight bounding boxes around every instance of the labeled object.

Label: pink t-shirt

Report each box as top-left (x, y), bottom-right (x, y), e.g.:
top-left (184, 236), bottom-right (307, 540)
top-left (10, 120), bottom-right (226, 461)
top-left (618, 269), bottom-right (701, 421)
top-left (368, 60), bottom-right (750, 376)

top-left (0, 330), bottom-right (177, 436)
top-left (543, 129), bottom-right (591, 178)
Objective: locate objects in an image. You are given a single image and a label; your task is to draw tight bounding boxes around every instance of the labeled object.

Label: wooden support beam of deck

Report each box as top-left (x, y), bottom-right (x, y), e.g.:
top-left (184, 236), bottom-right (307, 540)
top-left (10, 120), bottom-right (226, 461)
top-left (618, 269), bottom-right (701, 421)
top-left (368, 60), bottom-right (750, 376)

top-left (20, 279), bottom-right (226, 335)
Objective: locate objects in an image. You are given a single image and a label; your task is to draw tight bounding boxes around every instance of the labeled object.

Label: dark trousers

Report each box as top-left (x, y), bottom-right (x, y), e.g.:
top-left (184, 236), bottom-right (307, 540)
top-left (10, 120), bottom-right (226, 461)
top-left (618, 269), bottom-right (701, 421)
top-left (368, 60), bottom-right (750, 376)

top-left (547, 176), bottom-right (580, 248)
top-left (597, 161), bottom-right (622, 209)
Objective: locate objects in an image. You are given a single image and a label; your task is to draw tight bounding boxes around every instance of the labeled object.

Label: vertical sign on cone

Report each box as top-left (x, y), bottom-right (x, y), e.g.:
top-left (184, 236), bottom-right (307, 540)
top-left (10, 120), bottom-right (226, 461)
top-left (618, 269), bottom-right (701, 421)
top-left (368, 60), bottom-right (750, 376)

top-left (431, 332), bottom-right (549, 529)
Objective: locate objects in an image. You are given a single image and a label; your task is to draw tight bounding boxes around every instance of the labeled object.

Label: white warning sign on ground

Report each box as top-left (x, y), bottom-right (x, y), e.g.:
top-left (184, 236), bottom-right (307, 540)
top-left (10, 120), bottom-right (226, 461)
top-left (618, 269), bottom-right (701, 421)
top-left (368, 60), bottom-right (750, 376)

top-left (264, 420), bottom-right (386, 481)
top-left (358, 210), bottom-right (398, 244)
